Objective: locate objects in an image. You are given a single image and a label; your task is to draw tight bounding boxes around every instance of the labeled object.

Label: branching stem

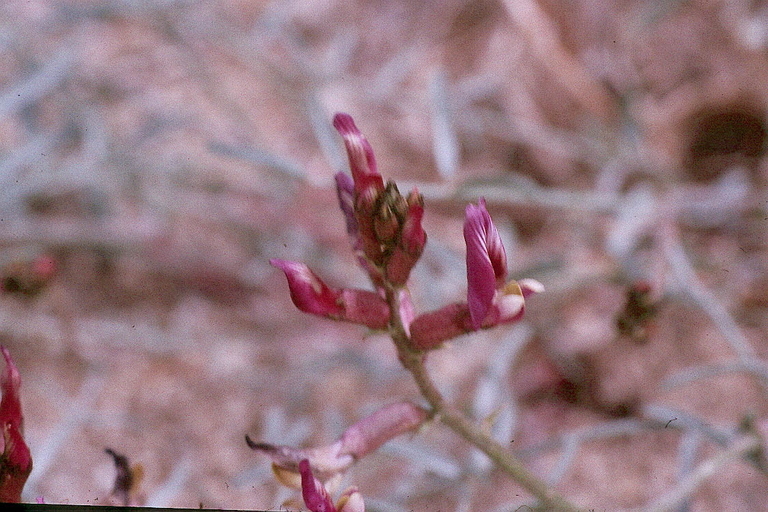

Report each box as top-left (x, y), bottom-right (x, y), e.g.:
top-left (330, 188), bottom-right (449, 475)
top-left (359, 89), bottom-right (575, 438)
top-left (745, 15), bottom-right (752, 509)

top-left (385, 285), bottom-right (582, 512)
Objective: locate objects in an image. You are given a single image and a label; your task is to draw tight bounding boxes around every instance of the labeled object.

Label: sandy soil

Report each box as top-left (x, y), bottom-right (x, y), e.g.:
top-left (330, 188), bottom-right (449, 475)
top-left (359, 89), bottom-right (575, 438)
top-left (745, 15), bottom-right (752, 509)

top-left (1, 1), bottom-right (767, 510)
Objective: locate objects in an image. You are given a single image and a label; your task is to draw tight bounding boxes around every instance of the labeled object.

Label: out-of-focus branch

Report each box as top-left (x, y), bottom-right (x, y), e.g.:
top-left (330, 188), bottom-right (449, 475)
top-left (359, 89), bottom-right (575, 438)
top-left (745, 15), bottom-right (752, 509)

top-left (0, 49), bottom-right (75, 120)
top-left (0, 217), bottom-right (162, 250)
top-left (501, 0), bottom-right (616, 122)
top-left (661, 223), bottom-right (757, 363)
top-left (663, 360), bottom-right (768, 390)
top-left (643, 435), bottom-right (762, 512)
top-left (406, 177), bottom-right (620, 214)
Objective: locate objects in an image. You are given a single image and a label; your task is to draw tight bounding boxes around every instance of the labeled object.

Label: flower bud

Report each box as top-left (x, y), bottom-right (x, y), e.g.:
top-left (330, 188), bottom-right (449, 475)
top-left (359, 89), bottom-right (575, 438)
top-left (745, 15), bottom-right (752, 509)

top-left (270, 259), bottom-right (389, 330)
top-left (270, 259), bottom-right (344, 317)
top-left (354, 186), bottom-right (387, 267)
top-left (333, 113), bottom-right (427, 285)
top-left (333, 113), bottom-right (384, 197)
top-left (336, 172), bottom-right (386, 287)
top-left (385, 191), bottom-right (426, 286)
top-left (373, 182), bottom-right (408, 246)
top-left (339, 402), bottom-right (427, 459)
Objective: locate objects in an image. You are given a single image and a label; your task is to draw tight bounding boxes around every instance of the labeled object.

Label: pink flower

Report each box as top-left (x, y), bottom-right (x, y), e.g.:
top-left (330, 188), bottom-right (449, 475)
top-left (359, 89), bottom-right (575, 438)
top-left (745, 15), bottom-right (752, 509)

top-left (332, 114), bottom-right (384, 199)
top-left (409, 200), bottom-right (544, 350)
top-left (0, 347), bottom-right (32, 503)
top-left (300, 459), bottom-right (365, 512)
top-left (270, 259), bottom-right (390, 330)
top-left (299, 459), bottom-right (336, 512)
top-left (464, 198), bottom-right (509, 329)
top-left (247, 402), bottom-right (427, 486)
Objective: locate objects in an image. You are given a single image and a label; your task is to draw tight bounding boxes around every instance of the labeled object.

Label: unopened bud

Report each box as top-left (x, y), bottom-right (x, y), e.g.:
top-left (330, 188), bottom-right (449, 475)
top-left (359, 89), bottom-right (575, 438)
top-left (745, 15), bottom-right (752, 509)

top-left (271, 260), bottom-right (389, 329)
top-left (373, 182), bottom-right (408, 246)
top-left (340, 402), bottom-right (428, 459)
top-left (385, 192), bottom-right (426, 286)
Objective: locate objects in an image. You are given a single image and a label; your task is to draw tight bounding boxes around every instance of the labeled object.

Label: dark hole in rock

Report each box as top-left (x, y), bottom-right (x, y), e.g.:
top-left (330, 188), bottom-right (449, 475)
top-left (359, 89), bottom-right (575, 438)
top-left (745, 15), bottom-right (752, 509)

top-left (685, 105), bottom-right (766, 182)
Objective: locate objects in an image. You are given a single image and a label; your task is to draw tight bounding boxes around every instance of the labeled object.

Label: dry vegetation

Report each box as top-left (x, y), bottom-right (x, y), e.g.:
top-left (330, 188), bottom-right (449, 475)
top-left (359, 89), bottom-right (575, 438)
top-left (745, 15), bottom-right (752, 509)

top-left (1, 0), bottom-right (767, 510)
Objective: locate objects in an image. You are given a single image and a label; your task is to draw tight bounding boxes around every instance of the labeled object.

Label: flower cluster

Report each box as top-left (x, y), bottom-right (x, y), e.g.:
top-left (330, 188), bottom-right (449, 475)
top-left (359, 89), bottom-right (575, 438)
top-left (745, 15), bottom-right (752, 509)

top-left (263, 113), bottom-right (543, 509)
top-left (271, 113), bottom-right (542, 350)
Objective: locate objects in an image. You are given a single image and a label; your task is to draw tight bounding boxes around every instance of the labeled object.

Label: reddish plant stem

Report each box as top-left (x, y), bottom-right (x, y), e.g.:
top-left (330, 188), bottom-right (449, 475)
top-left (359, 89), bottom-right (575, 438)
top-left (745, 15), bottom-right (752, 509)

top-left (385, 285), bottom-right (582, 512)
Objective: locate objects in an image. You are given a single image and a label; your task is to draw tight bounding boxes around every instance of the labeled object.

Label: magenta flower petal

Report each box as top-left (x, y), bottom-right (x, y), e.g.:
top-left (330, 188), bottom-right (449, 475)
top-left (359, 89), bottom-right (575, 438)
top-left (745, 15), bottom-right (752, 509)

top-left (246, 437), bottom-right (353, 484)
top-left (271, 259), bottom-right (390, 329)
top-left (464, 198), bottom-right (508, 329)
top-left (300, 459), bottom-right (337, 512)
top-left (248, 402), bottom-right (425, 487)
top-left (0, 347), bottom-right (32, 503)
top-left (333, 113), bottom-right (384, 196)
top-left (271, 259), bottom-right (343, 317)
top-left (335, 172), bottom-right (359, 241)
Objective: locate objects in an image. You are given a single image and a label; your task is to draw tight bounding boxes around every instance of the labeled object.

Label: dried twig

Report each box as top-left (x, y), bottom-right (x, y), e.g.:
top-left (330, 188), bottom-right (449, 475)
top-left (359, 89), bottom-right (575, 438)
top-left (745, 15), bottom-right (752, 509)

top-left (501, 0), bottom-right (616, 121)
top-left (24, 373), bottom-right (106, 499)
top-left (661, 224), bottom-right (758, 363)
top-left (643, 435), bottom-right (762, 512)
top-left (430, 70), bottom-right (460, 179)
top-left (0, 49), bottom-right (75, 120)
top-left (663, 360), bottom-right (768, 390)
top-left (674, 429), bottom-right (701, 512)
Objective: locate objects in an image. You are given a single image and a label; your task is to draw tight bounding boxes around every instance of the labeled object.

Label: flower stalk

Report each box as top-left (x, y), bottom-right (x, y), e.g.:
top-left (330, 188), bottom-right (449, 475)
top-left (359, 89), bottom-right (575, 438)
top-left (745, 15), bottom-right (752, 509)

top-left (263, 113), bottom-right (581, 511)
top-left (384, 281), bottom-right (579, 511)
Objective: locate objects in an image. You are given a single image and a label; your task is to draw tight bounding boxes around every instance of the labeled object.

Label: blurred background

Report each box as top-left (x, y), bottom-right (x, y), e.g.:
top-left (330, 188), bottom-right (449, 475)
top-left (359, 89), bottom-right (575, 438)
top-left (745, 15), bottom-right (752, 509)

top-left (1, 0), bottom-right (767, 510)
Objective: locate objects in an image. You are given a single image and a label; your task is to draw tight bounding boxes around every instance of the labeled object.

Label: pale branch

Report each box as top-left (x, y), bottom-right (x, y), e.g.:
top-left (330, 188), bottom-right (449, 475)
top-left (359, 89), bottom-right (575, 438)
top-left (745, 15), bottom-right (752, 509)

top-left (643, 435), bottom-right (762, 512)
top-left (662, 224), bottom-right (756, 363)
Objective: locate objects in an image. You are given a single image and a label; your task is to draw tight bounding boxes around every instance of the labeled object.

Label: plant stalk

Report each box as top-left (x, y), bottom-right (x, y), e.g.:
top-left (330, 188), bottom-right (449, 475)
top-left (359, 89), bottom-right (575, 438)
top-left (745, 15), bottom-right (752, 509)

top-left (385, 285), bottom-right (582, 512)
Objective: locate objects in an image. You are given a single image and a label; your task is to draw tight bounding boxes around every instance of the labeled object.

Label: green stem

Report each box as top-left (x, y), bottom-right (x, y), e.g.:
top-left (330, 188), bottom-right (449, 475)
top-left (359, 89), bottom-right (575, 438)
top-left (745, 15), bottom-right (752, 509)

top-left (385, 285), bottom-right (582, 512)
